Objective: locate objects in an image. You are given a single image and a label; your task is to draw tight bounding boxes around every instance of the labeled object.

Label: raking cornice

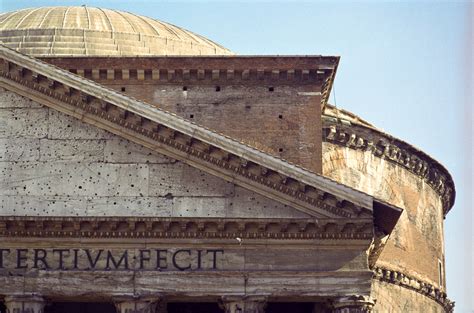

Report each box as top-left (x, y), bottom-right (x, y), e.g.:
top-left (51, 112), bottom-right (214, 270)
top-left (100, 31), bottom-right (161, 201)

top-left (0, 44), bottom-right (397, 222)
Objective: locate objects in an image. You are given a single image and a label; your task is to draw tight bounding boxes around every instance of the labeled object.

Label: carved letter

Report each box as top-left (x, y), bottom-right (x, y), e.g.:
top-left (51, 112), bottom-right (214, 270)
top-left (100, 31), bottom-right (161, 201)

top-left (139, 249), bottom-right (151, 269)
top-left (197, 250), bottom-right (203, 270)
top-left (156, 249), bottom-right (168, 270)
top-left (85, 249), bottom-right (103, 269)
top-left (207, 249), bottom-right (224, 269)
top-left (33, 249), bottom-right (50, 269)
top-left (0, 249), bottom-right (10, 268)
top-left (73, 249), bottom-right (80, 269)
top-left (53, 249), bottom-right (70, 270)
top-left (172, 249), bottom-right (191, 271)
top-left (106, 250), bottom-right (128, 270)
top-left (16, 249), bottom-right (28, 269)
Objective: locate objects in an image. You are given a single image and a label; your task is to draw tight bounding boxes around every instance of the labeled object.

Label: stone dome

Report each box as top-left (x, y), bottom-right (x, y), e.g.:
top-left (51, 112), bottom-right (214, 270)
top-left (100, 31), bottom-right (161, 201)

top-left (0, 6), bottom-right (234, 56)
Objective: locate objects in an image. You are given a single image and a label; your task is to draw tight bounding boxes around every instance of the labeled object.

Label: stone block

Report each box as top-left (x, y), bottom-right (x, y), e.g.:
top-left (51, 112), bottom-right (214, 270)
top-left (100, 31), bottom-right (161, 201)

top-left (104, 138), bottom-right (174, 164)
top-left (0, 195), bottom-right (88, 216)
top-left (226, 187), bottom-right (310, 218)
top-left (172, 197), bottom-right (226, 217)
top-left (48, 109), bottom-right (113, 139)
top-left (0, 88), bottom-right (43, 108)
top-left (40, 139), bottom-right (105, 162)
top-left (0, 138), bottom-right (40, 161)
top-left (0, 108), bottom-right (48, 138)
top-left (0, 161), bottom-right (149, 197)
top-left (148, 162), bottom-right (234, 197)
top-left (86, 196), bottom-right (172, 216)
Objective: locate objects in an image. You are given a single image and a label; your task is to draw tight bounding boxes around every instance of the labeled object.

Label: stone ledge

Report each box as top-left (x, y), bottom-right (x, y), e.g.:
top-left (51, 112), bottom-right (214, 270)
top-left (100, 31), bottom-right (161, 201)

top-left (0, 216), bottom-right (374, 240)
top-left (322, 120), bottom-right (455, 216)
top-left (373, 267), bottom-right (454, 313)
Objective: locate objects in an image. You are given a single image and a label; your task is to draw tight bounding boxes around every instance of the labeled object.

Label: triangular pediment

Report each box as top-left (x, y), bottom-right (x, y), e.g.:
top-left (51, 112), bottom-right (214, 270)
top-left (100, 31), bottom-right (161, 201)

top-left (0, 44), bottom-right (401, 232)
top-left (0, 89), bottom-right (313, 219)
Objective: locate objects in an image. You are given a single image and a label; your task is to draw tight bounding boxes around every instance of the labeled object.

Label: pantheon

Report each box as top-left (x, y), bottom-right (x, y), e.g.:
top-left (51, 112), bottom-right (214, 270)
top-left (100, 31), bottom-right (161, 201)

top-left (0, 6), bottom-right (455, 313)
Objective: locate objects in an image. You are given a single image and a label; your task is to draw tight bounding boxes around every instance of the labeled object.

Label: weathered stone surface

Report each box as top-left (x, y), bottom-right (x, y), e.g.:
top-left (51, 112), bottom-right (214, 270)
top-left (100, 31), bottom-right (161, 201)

top-left (0, 93), bottom-right (311, 219)
top-left (104, 138), bottom-right (174, 164)
top-left (0, 87), bottom-right (42, 108)
top-left (371, 280), bottom-right (445, 313)
top-left (225, 187), bottom-right (310, 218)
top-left (0, 195), bottom-right (88, 216)
top-left (87, 196), bottom-right (173, 217)
top-left (48, 109), bottom-right (113, 139)
top-left (39, 139), bottom-right (105, 162)
top-left (322, 143), bottom-right (445, 287)
top-left (0, 138), bottom-right (40, 161)
top-left (0, 161), bottom-right (149, 197)
top-left (0, 108), bottom-right (48, 138)
top-left (148, 163), bottom-right (234, 197)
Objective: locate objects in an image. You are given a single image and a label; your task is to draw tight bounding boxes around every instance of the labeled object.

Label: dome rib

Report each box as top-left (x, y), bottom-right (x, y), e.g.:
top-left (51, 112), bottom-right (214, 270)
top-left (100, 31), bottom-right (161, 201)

top-left (14, 7), bottom-right (41, 29)
top-left (61, 7), bottom-right (71, 28)
top-left (128, 11), bottom-right (161, 36)
top-left (98, 8), bottom-right (115, 33)
top-left (0, 6), bottom-right (234, 56)
top-left (38, 7), bottom-right (55, 28)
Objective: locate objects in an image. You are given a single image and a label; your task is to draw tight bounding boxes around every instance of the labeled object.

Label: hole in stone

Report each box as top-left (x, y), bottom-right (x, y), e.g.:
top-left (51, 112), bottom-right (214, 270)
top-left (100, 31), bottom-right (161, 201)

top-left (215, 86), bottom-right (221, 92)
top-left (190, 114), bottom-right (194, 119)
top-left (269, 87), bottom-right (274, 92)
top-left (182, 86), bottom-right (188, 91)
top-left (121, 87), bottom-right (126, 92)
top-left (279, 148), bottom-right (283, 152)
top-left (279, 114), bottom-right (283, 119)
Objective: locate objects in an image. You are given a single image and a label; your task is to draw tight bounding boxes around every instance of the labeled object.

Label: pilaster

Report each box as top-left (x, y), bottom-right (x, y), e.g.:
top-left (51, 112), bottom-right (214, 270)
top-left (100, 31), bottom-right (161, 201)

top-left (220, 296), bottom-right (267, 313)
top-left (329, 295), bottom-right (375, 313)
top-left (4, 294), bottom-right (46, 313)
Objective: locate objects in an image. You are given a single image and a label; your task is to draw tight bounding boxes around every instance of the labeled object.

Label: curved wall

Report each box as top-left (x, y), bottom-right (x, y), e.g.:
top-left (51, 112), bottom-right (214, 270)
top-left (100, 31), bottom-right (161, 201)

top-left (321, 109), bottom-right (455, 312)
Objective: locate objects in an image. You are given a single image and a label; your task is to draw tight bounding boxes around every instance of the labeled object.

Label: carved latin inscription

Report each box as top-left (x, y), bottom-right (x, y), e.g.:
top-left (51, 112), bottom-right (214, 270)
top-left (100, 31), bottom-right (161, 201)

top-left (0, 248), bottom-right (224, 271)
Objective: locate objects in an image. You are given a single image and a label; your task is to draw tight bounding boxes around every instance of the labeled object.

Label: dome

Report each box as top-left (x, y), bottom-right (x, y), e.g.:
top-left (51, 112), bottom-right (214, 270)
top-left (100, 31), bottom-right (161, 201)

top-left (0, 6), bottom-right (234, 56)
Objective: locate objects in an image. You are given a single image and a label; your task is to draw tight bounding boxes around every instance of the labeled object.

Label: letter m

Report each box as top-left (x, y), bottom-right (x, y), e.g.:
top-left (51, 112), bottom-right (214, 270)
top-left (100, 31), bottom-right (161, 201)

top-left (106, 250), bottom-right (128, 270)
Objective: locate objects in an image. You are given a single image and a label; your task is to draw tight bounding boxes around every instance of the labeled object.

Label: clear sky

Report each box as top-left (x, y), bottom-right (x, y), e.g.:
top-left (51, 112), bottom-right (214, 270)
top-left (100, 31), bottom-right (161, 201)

top-left (1, 0), bottom-right (472, 312)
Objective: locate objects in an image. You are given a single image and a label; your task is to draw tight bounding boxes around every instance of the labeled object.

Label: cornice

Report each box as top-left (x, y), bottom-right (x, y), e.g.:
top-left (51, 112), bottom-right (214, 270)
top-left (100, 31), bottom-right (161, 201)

top-left (373, 267), bottom-right (454, 313)
top-left (0, 216), bottom-right (374, 240)
top-left (42, 56), bottom-right (339, 108)
top-left (0, 44), bottom-right (373, 220)
top-left (322, 118), bottom-right (455, 216)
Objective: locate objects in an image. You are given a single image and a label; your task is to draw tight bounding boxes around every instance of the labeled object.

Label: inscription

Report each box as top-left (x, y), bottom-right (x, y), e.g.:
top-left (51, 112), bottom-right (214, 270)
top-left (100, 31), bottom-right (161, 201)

top-left (0, 248), bottom-right (224, 271)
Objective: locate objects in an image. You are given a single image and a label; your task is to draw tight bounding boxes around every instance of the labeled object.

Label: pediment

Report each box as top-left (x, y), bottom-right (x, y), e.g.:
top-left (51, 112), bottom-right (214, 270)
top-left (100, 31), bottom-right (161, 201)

top-left (0, 44), bottom-right (402, 235)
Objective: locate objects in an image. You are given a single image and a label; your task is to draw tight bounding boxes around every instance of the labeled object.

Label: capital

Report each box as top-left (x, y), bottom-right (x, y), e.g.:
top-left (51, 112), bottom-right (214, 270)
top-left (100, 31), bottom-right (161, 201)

top-left (329, 295), bottom-right (375, 313)
top-left (219, 295), bottom-right (267, 313)
top-left (4, 294), bottom-right (46, 313)
top-left (113, 295), bottom-right (163, 313)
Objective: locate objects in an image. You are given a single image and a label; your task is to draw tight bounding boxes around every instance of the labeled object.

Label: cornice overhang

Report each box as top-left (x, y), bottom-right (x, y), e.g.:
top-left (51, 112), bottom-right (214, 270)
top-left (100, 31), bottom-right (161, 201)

top-left (0, 44), bottom-right (402, 233)
top-left (0, 216), bottom-right (374, 241)
top-left (373, 267), bottom-right (454, 313)
top-left (322, 115), bottom-right (455, 216)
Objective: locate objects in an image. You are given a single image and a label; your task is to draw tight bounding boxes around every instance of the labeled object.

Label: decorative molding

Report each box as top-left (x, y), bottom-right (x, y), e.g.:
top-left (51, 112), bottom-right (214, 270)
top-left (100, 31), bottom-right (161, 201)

top-left (373, 267), bottom-right (454, 313)
top-left (43, 56), bottom-right (339, 108)
top-left (0, 216), bottom-right (374, 240)
top-left (0, 45), bottom-right (376, 220)
top-left (70, 67), bottom-right (330, 84)
top-left (220, 296), bottom-right (268, 313)
top-left (322, 122), bottom-right (455, 216)
top-left (329, 295), bottom-right (375, 313)
top-left (4, 294), bottom-right (46, 313)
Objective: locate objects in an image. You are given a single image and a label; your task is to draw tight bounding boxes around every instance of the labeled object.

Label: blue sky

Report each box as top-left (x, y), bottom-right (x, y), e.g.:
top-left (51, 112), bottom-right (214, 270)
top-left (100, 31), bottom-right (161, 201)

top-left (1, 0), bottom-right (472, 312)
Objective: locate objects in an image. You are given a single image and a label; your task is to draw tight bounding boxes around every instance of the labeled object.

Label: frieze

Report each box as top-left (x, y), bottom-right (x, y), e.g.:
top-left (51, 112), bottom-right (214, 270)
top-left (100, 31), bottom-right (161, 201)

top-left (322, 121), bottom-right (455, 215)
top-left (43, 56), bottom-right (339, 108)
top-left (373, 267), bottom-right (454, 313)
top-left (0, 53), bottom-right (371, 220)
top-left (0, 216), bottom-right (374, 240)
